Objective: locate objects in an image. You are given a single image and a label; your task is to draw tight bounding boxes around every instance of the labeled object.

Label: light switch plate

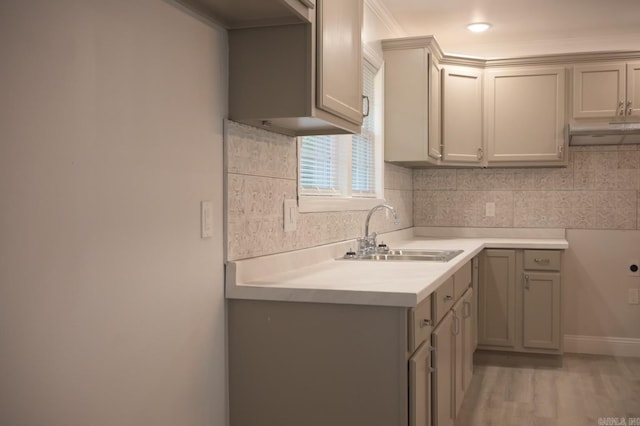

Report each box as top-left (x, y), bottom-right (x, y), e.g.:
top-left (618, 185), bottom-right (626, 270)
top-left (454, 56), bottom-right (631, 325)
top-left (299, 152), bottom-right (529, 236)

top-left (284, 199), bottom-right (297, 232)
top-left (201, 200), bottom-right (214, 238)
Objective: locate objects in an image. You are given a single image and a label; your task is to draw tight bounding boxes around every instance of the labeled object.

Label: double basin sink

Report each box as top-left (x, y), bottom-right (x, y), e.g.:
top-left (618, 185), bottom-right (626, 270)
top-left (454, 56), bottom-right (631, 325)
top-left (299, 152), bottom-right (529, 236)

top-left (341, 248), bottom-right (464, 262)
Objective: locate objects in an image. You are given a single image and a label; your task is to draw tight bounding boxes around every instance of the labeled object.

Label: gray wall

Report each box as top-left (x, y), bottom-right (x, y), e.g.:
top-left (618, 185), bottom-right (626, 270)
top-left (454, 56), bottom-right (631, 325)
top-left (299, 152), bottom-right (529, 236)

top-left (0, 1), bottom-right (227, 424)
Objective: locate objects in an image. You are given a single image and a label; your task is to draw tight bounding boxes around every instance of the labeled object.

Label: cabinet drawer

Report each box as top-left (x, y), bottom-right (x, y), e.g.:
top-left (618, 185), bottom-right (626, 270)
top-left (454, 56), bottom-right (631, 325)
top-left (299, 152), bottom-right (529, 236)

top-left (524, 250), bottom-right (561, 271)
top-left (433, 277), bottom-right (455, 325)
top-left (408, 296), bottom-right (432, 352)
top-left (453, 261), bottom-right (472, 301)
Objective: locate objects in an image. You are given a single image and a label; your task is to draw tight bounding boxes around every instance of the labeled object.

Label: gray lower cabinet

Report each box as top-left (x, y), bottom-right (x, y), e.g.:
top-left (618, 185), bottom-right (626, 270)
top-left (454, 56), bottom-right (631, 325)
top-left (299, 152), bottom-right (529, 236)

top-left (432, 311), bottom-right (454, 426)
top-left (522, 272), bottom-right (561, 350)
top-left (228, 297), bottom-right (431, 426)
top-left (478, 249), bottom-right (517, 348)
top-left (228, 260), bottom-right (476, 426)
top-left (478, 249), bottom-right (563, 354)
top-left (409, 341), bottom-right (433, 426)
top-left (453, 288), bottom-right (474, 416)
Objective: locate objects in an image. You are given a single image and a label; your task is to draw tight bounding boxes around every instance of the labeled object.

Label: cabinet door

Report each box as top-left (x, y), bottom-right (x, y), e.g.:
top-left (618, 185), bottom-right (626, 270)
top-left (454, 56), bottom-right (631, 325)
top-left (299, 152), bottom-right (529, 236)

top-left (432, 311), bottom-right (454, 426)
top-left (461, 288), bottom-right (474, 395)
top-left (478, 250), bottom-right (516, 348)
top-left (522, 272), bottom-right (561, 350)
top-left (429, 59), bottom-right (443, 160)
top-left (442, 66), bottom-right (483, 164)
top-left (627, 62), bottom-right (640, 118)
top-left (384, 47), bottom-right (430, 162)
top-left (573, 63), bottom-right (626, 118)
top-left (485, 67), bottom-right (566, 164)
top-left (452, 288), bottom-right (474, 420)
top-left (471, 257), bottom-right (479, 352)
top-left (316, 0), bottom-right (363, 125)
top-left (409, 342), bottom-right (432, 426)
top-left (452, 298), bottom-right (464, 418)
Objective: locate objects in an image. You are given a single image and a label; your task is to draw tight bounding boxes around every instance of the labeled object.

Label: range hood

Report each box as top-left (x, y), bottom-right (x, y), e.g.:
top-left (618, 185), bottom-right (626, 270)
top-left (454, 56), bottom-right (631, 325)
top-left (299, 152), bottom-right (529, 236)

top-left (569, 122), bottom-right (640, 146)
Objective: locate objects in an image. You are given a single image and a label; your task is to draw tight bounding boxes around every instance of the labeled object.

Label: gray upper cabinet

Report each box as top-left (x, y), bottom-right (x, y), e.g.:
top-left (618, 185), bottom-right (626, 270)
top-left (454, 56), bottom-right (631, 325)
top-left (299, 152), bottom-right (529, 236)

top-left (382, 36), bottom-right (442, 166)
top-left (573, 61), bottom-right (640, 119)
top-left (228, 0), bottom-right (363, 136)
top-left (317, 0), bottom-right (363, 125)
top-left (441, 65), bottom-right (484, 165)
top-left (484, 66), bottom-right (567, 166)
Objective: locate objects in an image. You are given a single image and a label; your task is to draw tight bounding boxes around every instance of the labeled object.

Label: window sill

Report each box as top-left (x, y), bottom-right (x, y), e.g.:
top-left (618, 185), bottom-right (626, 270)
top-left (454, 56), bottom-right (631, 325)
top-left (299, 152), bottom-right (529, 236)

top-left (298, 196), bottom-right (386, 213)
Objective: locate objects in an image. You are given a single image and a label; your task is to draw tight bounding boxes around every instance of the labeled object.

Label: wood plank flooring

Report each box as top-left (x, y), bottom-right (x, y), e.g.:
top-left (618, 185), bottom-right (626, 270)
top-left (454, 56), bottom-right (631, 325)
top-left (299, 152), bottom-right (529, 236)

top-left (455, 351), bottom-right (640, 426)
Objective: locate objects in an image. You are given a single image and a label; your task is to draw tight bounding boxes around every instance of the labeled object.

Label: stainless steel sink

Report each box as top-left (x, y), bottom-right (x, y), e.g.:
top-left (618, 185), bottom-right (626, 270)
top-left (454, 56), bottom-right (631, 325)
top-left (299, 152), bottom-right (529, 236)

top-left (340, 249), bottom-right (463, 262)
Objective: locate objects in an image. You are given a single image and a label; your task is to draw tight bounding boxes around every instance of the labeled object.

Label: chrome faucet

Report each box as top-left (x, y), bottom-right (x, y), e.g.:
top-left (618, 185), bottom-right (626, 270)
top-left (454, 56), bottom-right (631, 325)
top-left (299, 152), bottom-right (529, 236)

top-left (357, 204), bottom-right (399, 256)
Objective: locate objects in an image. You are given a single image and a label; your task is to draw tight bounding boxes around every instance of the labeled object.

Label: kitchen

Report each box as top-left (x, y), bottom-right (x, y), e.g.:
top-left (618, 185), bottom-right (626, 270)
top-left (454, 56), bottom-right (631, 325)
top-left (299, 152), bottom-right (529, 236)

top-left (1, 0), bottom-right (639, 425)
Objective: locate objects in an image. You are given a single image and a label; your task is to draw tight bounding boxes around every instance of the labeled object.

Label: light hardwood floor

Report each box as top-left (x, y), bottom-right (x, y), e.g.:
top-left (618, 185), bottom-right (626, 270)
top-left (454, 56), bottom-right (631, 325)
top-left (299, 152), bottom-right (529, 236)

top-left (456, 351), bottom-right (640, 426)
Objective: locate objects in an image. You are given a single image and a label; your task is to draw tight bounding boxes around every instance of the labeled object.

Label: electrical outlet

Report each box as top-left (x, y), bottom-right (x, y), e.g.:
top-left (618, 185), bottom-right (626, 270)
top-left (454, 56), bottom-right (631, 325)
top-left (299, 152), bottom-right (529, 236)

top-left (485, 202), bottom-right (495, 217)
top-left (629, 288), bottom-right (640, 305)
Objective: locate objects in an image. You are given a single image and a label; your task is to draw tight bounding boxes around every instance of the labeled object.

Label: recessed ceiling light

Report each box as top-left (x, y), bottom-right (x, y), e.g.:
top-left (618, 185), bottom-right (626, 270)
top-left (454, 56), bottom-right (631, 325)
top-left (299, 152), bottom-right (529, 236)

top-left (467, 22), bottom-right (491, 33)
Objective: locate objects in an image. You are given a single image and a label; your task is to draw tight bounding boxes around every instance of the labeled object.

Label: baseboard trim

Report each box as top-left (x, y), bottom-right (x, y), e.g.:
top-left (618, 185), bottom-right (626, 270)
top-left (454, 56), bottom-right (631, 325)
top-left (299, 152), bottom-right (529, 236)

top-left (564, 334), bottom-right (640, 357)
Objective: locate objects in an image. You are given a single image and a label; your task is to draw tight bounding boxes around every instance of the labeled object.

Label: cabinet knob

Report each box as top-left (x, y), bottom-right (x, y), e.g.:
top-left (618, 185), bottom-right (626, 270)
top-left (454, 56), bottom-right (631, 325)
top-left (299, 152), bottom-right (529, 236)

top-left (477, 147), bottom-right (484, 160)
top-left (628, 101), bottom-right (633, 116)
top-left (619, 101), bottom-right (625, 116)
top-left (443, 295), bottom-right (454, 302)
top-left (524, 274), bottom-right (530, 290)
top-left (420, 319), bottom-right (433, 328)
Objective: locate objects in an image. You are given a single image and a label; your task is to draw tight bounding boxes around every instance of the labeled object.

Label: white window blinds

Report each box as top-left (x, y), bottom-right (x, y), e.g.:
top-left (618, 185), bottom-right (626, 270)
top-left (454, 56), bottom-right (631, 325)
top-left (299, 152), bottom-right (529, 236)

top-left (352, 60), bottom-right (377, 196)
top-left (299, 134), bottom-right (341, 195)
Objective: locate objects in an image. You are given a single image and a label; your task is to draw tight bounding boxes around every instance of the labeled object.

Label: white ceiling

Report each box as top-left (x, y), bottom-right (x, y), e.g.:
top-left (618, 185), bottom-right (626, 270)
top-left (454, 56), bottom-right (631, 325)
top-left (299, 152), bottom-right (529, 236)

top-left (378, 0), bottom-right (640, 58)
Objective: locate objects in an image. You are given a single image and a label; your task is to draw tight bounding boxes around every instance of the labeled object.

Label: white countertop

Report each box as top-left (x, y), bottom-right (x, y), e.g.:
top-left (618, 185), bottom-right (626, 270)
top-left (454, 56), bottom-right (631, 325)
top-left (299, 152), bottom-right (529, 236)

top-left (226, 229), bottom-right (568, 308)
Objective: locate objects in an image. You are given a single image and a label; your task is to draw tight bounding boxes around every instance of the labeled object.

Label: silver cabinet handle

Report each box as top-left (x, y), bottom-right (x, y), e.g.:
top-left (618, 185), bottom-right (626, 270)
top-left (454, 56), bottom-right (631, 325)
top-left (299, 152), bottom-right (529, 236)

top-left (362, 95), bottom-right (370, 117)
top-left (431, 344), bottom-right (437, 372)
top-left (453, 315), bottom-right (461, 336)
top-left (420, 319), bottom-right (433, 328)
top-left (619, 100), bottom-right (625, 116)
top-left (463, 301), bottom-right (471, 319)
top-left (443, 295), bottom-right (454, 302)
top-left (628, 101), bottom-right (633, 116)
top-left (534, 258), bottom-right (550, 265)
top-left (477, 147), bottom-right (484, 160)
top-left (524, 274), bottom-right (530, 290)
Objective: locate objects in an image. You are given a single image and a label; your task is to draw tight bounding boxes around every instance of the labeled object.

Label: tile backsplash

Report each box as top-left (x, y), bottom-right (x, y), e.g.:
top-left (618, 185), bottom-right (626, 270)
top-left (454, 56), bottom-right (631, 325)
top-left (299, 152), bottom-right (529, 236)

top-left (225, 120), bottom-right (413, 261)
top-left (226, 119), bottom-right (640, 261)
top-left (414, 146), bottom-right (639, 230)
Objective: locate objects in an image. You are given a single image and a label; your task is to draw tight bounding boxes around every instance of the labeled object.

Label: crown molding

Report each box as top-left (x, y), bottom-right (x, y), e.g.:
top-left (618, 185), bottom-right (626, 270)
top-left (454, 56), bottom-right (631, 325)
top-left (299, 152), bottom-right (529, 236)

top-left (364, 0), bottom-right (406, 37)
top-left (363, 43), bottom-right (384, 69)
top-left (382, 34), bottom-right (640, 69)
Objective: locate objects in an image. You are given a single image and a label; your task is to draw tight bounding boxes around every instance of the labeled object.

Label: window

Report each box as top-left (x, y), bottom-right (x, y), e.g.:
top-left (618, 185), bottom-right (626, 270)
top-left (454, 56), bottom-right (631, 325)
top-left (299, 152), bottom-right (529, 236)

top-left (298, 57), bottom-right (384, 212)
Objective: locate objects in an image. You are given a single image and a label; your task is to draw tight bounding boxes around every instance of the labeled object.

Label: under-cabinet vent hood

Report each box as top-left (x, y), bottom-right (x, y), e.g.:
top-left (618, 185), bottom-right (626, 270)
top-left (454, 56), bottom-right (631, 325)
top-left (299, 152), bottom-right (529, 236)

top-left (569, 122), bottom-right (640, 146)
